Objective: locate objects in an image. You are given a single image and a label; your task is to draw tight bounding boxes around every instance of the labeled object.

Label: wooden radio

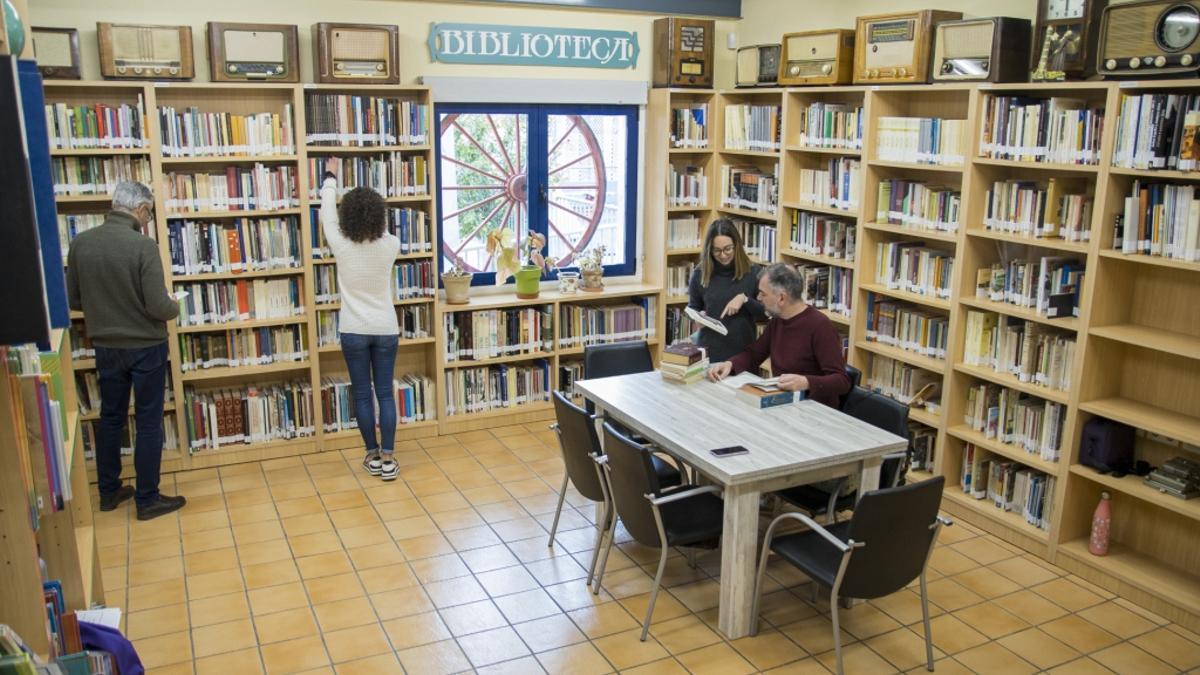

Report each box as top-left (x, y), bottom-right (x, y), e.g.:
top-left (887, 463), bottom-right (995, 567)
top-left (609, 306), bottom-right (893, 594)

top-left (778, 29), bottom-right (855, 86)
top-left (853, 10), bottom-right (962, 84)
top-left (735, 44), bottom-right (780, 87)
top-left (96, 22), bottom-right (194, 80)
top-left (652, 17), bottom-right (714, 88)
top-left (932, 17), bottom-right (1032, 82)
top-left (1098, 0), bottom-right (1200, 77)
top-left (207, 22), bottom-right (299, 83)
top-left (31, 27), bottom-right (81, 80)
top-left (313, 22), bottom-right (399, 84)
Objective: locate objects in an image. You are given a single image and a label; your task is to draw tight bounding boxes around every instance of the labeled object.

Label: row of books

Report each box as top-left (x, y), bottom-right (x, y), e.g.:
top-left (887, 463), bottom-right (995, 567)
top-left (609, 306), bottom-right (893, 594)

top-left (81, 416), bottom-right (181, 458)
top-left (1112, 92), bottom-right (1200, 172)
top-left (671, 104), bottom-right (708, 148)
top-left (720, 164), bottom-right (778, 215)
top-left (304, 94), bottom-right (428, 146)
top-left (392, 261), bottom-right (437, 300)
top-left (319, 374), bottom-right (435, 431)
top-left (45, 99), bottom-right (148, 150)
top-left (443, 306), bottom-right (554, 361)
top-left (977, 94), bottom-right (1103, 165)
top-left (789, 212), bottom-right (854, 261)
top-left (875, 116), bottom-right (966, 166)
top-left (558, 362), bottom-right (585, 398)
top-left (306, 155), bottom-right (428, 198)
top-left (876, 180), bottom-right (960, 234)
top-left (865, 353), bottom-right (940, 413)
top-left (667, 261), bottom-right (696, 298)
top-left (67, 322), bottom-right (94, 361)
top-left (963, 381), bottom-right (1067, 461)
top-left (731, 218), bottom-right (777, 261)
top-left (316, 305), bottom-right (432, 347)
top-left (443, 360), bottom-right (551, 416)
top-left (1114, 180), bottom-right (1200, 261)
top-left (310, 206), bottom-right (432, 257)
top-left (796, 102), bottom-right (863, 151)
top-left (56, 213), bottom-right (107, 256)
top-left (960, 444), bottom-right (1056, 530)
top-left (558, 298), bottom-right (656, 348)
top-left (158, 104), bottom-right (295, 157)
top-left (982, 178), bottom-right (1092, 242)
top-left (51, 156), bottom-right (151, 196)
top-left (875, 242), bottom-right (954, 300)
top-left (864, 295), bottom-right (949, 361)
top-left (164, 165), bottom-right (299, 213)
top-left (793, 264), bottom-right (853, 316)
top-left (667, 215), bottom-right (702, 249)
top-left (665, 306), bottom-right (698, 345)
top-left (911, 423), bottom-right (937, 472)
top-left (963, 312), bottom-right (1075, 391)
top-left (183, 381), bottom-right (315, 451)
top-left (974, 257), bottom-right (1083, 318)
top-left (4, 345), bottom-right (71, 523)
top-left (167, 216), bottom-right (302, 276)
top-left (798, 158), bottom-right (860, 211)
top-left (178, 325), bottom-right (308, 372)
top-left (668, 164), bottom-right (706, 207)
top-left (723, 104), bottom-right (781, 152)
top-left (313, 265), bottom-right (338, 304)
top-left (175, 277), bottom-right (305, 327)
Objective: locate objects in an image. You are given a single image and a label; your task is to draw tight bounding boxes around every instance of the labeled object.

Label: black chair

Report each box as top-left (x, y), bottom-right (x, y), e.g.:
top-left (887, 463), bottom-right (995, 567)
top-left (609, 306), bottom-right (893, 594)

top-left (547, 392), bottom-right (682, 591)
top-left (582, 341), bottom-right (654, 413)
top-left (598, 421), bottom-right (724, 641)
top-left (776, 387), bottom-right (910, 523)
top-left (839, 365), bottom-right (862, 411)
top-left (751, 477), bottom-right (951, 675)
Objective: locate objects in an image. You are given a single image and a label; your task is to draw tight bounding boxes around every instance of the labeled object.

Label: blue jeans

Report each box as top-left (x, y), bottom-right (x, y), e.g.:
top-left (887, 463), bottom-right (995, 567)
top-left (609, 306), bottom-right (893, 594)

top-left (340, 333), bottom-right (398, 454)
top-left (95, 342), bottom-right (169, 507)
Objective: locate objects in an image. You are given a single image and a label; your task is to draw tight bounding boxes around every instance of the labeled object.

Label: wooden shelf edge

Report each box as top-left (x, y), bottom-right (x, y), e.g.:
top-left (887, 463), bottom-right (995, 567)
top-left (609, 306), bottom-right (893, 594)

top-left (945, 425), bottom-right (1061, 476)
top-left (1069, 464), bottom-right (1200, 523)
top-left (952, 362), bottom-right (1071, 405)
top-left (857, 340), bottom-right (945, 374)
top-left (859, 283), bottom-right (952, 311)
top-left (1097, 249), bottom-right (1200, 273)
top-left (1078, 397), bottom-right (1200, 449)
top-left (958, 296), bottom-right (1081, 332)
top-left (862, 221), bottom-right (959, 243)
top-left (74, 525), bottom-right (95, 607)
top-left (442, 352), bottom-right (556, 369)
top-left (942, 489), bottom-right (1051, 543)
top-left (1057, 540), bottom-right (1200, 614)
top-left (1089, 324), bottom-right (1200, 361)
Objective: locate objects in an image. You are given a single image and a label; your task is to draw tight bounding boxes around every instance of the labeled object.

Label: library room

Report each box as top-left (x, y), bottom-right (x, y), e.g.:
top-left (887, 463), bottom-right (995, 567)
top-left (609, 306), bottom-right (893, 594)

top-left (3, 0), bottom-right (1200, 672)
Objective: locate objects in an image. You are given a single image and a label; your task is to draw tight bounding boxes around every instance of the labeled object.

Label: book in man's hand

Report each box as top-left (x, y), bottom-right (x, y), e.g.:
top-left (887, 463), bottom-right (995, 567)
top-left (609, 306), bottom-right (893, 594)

top-left (685, 306), bottom-right (728, 336)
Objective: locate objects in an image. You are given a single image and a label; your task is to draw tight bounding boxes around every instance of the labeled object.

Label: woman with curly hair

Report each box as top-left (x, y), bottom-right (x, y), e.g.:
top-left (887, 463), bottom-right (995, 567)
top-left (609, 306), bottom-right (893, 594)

top-left (320, 173), bottom-right (401, 481)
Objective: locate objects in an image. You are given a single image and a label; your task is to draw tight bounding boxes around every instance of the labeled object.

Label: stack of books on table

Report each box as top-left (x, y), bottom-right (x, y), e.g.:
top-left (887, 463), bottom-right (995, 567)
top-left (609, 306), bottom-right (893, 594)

top-left (661, 343), bottom-right (708, 384)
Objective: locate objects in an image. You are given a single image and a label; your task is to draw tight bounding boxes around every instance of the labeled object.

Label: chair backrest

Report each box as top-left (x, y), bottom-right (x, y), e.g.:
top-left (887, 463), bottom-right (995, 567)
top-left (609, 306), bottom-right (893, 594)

top-left (551, 391), bottom-right (606, 503)
top-left (842, 387), bottom-right (910, 487)
top-left (584, 341), bottom-right (654, 379)
top-left (839, 365), bottom-right (862, 410)
top-left (839, 476), bottom-right (945, 599)
top-left (600, 420), bottom-right (664, 547)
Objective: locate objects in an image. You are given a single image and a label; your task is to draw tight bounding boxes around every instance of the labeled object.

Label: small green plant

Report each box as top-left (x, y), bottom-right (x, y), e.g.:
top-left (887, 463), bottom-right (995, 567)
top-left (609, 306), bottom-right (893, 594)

top-left (486, 229), bottom-right (557, 286)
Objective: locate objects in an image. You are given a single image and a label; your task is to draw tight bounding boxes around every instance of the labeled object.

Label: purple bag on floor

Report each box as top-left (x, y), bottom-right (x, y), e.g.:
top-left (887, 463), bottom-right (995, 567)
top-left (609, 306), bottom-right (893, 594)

top-left (80, 621), bottom-right (145, 675)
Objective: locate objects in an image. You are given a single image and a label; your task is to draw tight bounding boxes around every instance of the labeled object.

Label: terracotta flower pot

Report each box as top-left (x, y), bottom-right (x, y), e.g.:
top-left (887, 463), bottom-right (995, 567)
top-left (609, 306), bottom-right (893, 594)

top-left (580, 269), bottom-right (604, 292)
top-left (514, 265), bottom-right (542, 299)
top-left (442, 273), bottom-right (471, 305)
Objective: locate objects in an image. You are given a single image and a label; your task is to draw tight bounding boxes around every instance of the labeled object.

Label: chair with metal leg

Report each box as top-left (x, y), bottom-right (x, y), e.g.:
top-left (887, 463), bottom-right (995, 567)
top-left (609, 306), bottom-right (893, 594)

top-left (597, 420), bottom-right (724, 641)
top-left (750, 476), bottom-right (951, 675)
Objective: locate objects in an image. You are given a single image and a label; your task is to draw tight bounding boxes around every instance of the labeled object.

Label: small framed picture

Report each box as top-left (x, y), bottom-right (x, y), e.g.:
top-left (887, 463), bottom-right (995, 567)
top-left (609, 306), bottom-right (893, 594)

top-left (31, 27), bottom-right (82, 80)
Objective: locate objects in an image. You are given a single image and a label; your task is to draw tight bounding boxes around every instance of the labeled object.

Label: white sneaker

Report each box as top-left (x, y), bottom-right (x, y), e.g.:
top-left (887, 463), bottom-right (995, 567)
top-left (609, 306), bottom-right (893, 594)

top-left (363, 453), bottom-right (383, 476)
top-left (379, 457), bottom-right (399, 481)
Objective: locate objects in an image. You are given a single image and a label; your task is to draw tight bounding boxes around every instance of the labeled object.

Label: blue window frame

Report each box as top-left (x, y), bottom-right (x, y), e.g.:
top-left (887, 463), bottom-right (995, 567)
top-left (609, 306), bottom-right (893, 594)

top-left (436, 103), bottom-right (639, 285)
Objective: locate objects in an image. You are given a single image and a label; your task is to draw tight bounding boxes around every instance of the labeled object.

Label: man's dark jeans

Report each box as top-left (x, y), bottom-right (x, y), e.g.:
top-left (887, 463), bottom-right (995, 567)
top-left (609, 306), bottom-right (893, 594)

top-left (95, 341), bottom-right (169, 507)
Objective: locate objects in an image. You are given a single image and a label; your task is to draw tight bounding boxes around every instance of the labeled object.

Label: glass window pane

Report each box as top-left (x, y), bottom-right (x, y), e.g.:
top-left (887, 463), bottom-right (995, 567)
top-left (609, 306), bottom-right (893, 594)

top-left (545, 113), bottom-right (627, 269)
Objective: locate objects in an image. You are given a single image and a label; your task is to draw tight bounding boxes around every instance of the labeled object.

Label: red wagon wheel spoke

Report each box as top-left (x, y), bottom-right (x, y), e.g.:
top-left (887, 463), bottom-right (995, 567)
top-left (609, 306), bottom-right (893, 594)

top-left (487, 115), bottom-right (515, 174)
top-left (442, 155), bottom-right (505, 183)
top-left (549, 151), bottom-right (594, 176)
top-left (451, 120), bottom-right (510, 177)
top-left (451, 197), bottom-right (512, 259)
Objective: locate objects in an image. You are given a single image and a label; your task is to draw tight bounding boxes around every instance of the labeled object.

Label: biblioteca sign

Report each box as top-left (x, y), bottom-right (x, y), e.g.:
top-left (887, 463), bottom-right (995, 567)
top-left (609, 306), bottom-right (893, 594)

top-left (427, 22), bottom-right (639, 69)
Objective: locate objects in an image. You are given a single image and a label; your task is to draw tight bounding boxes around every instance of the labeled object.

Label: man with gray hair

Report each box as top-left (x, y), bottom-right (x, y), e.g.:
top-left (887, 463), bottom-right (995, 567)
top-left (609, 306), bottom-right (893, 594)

top-left (708, 262), bottom-right (850, 408)
top-left (66, 181), bottom-right (186, 521)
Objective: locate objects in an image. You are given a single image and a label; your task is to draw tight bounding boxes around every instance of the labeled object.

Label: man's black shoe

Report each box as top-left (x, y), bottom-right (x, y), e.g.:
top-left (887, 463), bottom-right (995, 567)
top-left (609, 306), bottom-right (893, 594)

top-left (136, 495), bottom-right (187, 521)
top-left (99, 485), bottom-right (135, 511)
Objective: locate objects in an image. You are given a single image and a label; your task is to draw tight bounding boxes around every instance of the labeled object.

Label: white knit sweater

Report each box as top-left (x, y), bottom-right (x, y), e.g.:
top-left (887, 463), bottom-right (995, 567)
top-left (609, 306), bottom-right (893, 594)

top-left (320, 178), bottom-right (399, 335)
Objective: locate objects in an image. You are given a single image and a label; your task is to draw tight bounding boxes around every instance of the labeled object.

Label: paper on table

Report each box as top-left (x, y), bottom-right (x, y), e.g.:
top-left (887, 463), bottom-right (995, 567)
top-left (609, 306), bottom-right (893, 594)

top-left (76, 607), bottom-right (122, 629)
top-left (715, 371), bottom-right (766, 389)
top-left (685, 306), bottom-right (728, 336)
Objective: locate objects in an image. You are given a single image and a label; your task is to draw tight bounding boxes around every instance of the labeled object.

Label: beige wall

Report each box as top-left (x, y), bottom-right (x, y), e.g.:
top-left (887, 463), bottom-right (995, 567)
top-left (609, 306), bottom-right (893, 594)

top-left (27, 0), bottom-right (740, 86)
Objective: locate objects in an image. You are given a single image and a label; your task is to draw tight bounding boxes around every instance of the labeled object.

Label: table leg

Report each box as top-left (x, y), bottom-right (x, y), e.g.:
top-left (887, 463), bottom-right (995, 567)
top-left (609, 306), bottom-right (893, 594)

top-left (859, 454), bottom-right (882, 499)
top-left (718, 483), bottom-right (760, 639)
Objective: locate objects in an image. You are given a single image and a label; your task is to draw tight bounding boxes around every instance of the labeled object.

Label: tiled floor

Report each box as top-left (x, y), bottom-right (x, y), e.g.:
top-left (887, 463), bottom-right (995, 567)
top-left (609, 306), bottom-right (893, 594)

top-left (93, 424), bottom-right (1200, 674)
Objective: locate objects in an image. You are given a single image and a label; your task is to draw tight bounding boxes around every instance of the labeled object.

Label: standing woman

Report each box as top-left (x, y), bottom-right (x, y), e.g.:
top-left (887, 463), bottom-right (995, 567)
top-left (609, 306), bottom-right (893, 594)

top-left (687, 219), bottom-right (766, 362)
top-left (320, 174), bottom-right (401, 481)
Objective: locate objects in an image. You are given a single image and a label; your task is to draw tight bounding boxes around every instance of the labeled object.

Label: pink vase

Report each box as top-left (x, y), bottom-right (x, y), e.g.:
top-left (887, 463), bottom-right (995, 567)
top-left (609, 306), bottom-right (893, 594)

top-left (1088, 491), bottom-right (1111, 556)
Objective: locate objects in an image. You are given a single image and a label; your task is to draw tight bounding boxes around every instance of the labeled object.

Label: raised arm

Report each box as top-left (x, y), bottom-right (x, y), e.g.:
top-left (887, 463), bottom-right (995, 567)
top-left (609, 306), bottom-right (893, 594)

top-left (319, 174), bottom-right (344, 248)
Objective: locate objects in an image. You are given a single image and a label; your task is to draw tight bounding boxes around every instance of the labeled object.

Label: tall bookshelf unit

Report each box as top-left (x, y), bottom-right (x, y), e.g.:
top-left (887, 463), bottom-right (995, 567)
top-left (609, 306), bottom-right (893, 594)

top-left (648, 81), bottom-right (1200, 631)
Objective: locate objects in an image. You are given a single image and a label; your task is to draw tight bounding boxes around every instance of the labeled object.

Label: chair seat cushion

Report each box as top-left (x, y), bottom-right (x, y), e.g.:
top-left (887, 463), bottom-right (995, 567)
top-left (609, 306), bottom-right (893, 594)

top-left (651, 455), bottom-right (683, 488)
top-left (769, 521), bottom-right (854, 590)
top-left (658, 488), bottom-right (724, 548)
top-left (777, 484), bottom-right (856, 516)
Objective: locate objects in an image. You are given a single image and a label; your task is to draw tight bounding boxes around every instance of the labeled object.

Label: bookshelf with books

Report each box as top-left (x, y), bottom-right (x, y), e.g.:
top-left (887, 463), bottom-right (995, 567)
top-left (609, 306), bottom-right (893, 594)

top-left (714, 89), bottom-right (782, 270)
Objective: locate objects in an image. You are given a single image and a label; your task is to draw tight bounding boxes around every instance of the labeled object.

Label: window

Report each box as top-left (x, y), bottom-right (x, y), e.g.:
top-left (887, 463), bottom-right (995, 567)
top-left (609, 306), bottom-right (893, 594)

top-left (436, 104), bottom-right (638, 283)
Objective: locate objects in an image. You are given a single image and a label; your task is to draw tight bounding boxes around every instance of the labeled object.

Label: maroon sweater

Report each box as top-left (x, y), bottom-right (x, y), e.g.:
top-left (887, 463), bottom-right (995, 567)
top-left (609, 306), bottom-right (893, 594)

top-left (728, 306), bottom-right (850, 408)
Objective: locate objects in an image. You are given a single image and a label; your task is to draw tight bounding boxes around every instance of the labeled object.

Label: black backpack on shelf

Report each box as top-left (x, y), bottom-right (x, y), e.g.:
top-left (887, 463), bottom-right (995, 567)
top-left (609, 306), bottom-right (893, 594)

top-left (1080, 417), bottom-right (1135, 475)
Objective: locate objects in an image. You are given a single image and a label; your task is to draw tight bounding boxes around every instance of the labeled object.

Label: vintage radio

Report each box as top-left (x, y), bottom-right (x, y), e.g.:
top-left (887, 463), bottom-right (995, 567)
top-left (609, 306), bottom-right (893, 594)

top-left (853, 10), bottom-right (962, 84)
top-left (652, 17), bottom-right (714, 88)
top-left (96, 22), bottom-right (194, 80)
top-left (1098, 0), bottom-right (1200, 77)
top-left (31, 27), bottom-right (81, 79)
top-left (1032, 0), bottom-right (1107, 80)
top-left (207, 22), bottom-right (299, 82)
top-left (932, 17), bottom-right (1032, 82)
top-left (779, 29), bottom-right (855, 86)
top-left (313, 22), bottom-right (399, 84)
top-left (736, 44), bottom-right (780, 87)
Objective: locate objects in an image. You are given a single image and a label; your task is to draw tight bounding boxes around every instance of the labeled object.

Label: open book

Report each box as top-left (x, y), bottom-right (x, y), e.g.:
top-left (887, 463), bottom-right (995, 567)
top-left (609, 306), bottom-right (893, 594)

top-left (685, 306), bottom-right (728, 336)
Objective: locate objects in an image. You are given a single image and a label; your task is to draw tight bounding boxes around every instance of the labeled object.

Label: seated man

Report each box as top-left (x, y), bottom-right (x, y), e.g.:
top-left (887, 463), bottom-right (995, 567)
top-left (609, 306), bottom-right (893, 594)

top-left (708, 262), bottom-right (850, 408)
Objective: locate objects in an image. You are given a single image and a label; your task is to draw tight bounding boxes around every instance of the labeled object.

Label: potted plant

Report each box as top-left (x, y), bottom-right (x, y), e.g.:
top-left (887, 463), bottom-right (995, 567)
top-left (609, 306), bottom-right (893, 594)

top-left (487, 228), bottom-right (556, 299)
top-left (441, 257), bottom-right (472, 305)
top-left (578, 244), bottom-right (606, 292)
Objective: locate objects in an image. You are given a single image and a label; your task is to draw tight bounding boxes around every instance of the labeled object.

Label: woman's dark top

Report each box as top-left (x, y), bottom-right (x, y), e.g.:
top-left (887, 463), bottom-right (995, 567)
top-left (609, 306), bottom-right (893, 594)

top-left (687, 262), bottom-right (766, 362)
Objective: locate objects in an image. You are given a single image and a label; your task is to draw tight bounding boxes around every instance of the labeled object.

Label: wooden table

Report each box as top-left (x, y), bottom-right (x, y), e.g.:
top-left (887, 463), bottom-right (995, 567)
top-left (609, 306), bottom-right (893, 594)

top-left (576, 371), bottom-right (908, 639)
